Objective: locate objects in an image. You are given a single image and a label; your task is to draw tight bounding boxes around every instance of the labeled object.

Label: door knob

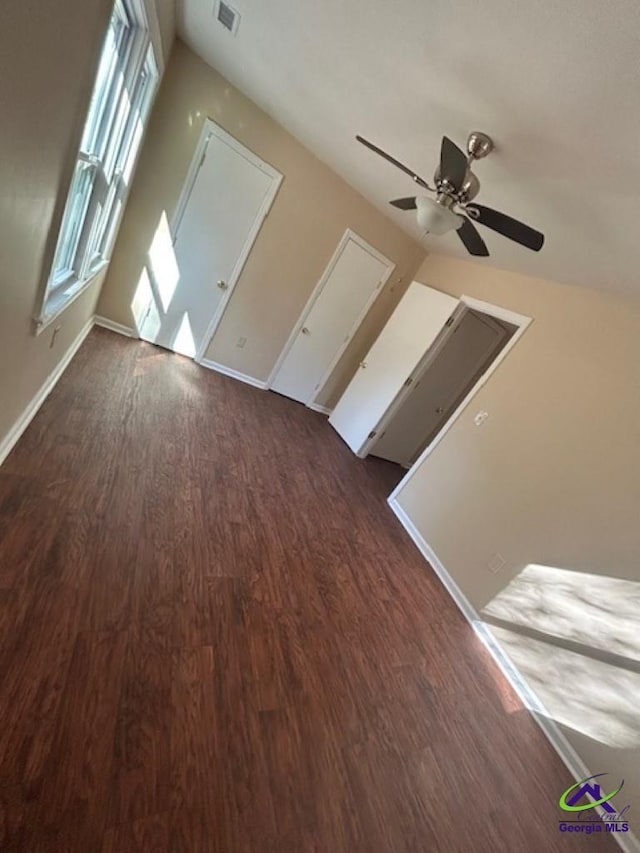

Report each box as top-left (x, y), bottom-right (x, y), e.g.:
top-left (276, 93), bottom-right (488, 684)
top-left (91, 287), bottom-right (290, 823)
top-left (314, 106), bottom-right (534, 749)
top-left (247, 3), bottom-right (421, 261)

top-left (217, 280), bottom-right (227, 289)
top-left (360, 361), bottom-right (367, 368)
top-left (301, 326), bottom-right (310, 335)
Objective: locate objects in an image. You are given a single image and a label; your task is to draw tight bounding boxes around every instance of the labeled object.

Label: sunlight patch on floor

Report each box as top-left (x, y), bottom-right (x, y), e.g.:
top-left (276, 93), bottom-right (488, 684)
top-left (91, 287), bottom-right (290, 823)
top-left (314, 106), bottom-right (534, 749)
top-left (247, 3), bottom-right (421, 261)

top-left (484, 563), bottom-right (640, 662)
top-left (486, 623), bottom-right (640, 748)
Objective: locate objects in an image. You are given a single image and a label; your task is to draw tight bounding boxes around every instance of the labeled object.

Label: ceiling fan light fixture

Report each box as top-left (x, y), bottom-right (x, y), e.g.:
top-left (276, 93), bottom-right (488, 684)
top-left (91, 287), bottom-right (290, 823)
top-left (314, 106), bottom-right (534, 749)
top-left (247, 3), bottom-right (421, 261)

top-left (355, 134), bottom-right (545, 255)
top-left (415, 196), bottom-right (463, 236)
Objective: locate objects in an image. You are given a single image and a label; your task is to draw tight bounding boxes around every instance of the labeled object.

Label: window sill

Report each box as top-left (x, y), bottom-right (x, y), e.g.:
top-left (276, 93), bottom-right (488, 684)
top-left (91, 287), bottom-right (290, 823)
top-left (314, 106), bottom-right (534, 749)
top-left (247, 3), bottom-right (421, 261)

top-left (34, 261), bottom-right (109, 336)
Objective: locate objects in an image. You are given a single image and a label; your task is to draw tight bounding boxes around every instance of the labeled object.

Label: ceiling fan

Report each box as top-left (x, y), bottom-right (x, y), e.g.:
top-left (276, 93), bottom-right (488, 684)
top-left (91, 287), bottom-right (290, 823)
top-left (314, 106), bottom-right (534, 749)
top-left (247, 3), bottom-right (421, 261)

top-left (356, 132), bottom-right (544, 257)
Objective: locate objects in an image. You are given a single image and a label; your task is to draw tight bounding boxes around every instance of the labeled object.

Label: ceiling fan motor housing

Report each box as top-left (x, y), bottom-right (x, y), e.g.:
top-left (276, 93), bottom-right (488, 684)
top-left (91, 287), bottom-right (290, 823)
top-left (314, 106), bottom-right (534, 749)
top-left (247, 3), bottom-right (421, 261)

top-left (434, 166), bottom-right (480, 202)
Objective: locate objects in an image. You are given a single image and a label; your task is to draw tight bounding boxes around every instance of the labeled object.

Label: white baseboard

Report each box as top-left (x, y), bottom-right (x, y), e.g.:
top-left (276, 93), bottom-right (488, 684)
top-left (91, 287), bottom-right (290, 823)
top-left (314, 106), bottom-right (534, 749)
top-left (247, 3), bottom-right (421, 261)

top-left (199, 358), bottom-right (268, 390)
top-left (387, 496), bottom-right (640, 853)
top-left (388, 498), bottom-right (478, 624)
top-left (307, 402), bottom-right (332, 416)
top-left (94, 315), bottom-right (137, 337)
top-left (0, 316), bottom-right (95, 468)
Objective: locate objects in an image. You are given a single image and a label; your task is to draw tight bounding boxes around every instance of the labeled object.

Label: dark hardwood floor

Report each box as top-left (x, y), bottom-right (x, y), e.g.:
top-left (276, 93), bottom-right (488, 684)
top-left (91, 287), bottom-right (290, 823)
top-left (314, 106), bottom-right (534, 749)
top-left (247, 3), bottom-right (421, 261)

top-left (0, 329), bottom-right (615, 852)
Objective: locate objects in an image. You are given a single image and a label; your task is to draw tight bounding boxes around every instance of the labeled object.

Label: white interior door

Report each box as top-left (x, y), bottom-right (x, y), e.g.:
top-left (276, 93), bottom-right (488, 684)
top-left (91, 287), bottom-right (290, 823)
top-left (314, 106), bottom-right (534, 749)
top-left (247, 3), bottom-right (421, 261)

top-left (270, 232), bottom-right (393, 404)
top-left (371, 309), bottom-right (510, 465)
top-left (138, 123), bottom-right (281, 358)
top-left (329, 282), bottom-right (459, 454)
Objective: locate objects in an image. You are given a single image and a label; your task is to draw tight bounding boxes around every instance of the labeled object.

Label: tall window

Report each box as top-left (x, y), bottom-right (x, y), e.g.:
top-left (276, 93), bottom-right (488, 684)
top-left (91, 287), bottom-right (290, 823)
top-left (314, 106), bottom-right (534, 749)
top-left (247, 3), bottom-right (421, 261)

top-left (37, 0), bottom-right (158, 327)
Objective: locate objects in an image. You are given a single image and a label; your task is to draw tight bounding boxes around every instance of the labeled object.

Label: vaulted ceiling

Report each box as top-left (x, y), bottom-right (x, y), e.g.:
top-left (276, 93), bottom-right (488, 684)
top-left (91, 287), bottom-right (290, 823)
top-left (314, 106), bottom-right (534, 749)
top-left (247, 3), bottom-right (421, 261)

top-left (178, 0), bottom-right (640, 296)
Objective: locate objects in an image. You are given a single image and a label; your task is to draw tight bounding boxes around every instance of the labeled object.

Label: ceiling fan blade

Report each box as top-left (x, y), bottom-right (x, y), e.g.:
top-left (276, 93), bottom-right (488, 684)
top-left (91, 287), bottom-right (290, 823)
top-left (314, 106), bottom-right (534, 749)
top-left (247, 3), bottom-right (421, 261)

top-left (390, 197), bottom-right (417, 210)
top-left (356, 136), bottom-right (433, 191)
top-left (467, 204), bottom-right (544, 251)
top-left (457, 217), bottom-right (490, 257)
top-left (440, 136), bottom-right (468, 192)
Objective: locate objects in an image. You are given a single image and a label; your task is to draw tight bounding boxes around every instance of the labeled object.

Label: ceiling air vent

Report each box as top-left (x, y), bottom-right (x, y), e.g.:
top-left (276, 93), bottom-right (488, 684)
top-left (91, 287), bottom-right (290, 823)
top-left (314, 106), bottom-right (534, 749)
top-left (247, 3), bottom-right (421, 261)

top-left (216, 0), bottom-right (240, 35)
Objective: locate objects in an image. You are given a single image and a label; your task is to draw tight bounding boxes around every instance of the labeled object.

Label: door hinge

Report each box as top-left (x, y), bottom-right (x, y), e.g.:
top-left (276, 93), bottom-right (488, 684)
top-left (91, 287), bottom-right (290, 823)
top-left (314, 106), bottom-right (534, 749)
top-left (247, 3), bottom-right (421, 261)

top-left (403, 377), bottom-right (414, 387)
top-left (445, 315), bottom-right (455, 327)
top-left (198, 150), bottom-right (207, 169)
top-left (367, 430), bottom-right (377, 439)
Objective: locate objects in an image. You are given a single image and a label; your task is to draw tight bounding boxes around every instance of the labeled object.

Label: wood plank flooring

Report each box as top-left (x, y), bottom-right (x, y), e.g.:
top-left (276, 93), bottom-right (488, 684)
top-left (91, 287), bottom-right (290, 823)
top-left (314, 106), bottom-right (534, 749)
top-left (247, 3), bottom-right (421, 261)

top-left (0, 329), bottom-right (616, 852)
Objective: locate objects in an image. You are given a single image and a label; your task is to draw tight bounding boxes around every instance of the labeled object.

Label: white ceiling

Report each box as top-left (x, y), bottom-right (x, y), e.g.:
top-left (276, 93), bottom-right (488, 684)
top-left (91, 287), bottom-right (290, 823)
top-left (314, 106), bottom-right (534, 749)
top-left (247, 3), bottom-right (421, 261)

top-left (178, 0), bottom-right (640, 297)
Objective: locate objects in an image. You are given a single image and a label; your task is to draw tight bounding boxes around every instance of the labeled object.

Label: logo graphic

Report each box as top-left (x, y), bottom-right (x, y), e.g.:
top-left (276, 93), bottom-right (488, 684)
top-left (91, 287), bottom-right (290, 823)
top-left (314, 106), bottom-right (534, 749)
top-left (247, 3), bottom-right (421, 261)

top-left (557, 773), bottom-right (630, 836)
top-left (559, 774), bottom-right (624, 814)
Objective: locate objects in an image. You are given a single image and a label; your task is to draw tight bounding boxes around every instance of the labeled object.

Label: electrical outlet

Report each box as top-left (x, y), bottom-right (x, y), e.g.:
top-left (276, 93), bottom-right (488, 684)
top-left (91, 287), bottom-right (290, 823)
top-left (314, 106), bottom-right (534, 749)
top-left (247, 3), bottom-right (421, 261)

top-left (236, 336), bottom-right (247, 348)
top-left (50, 326), bottom-right (61, 349)
top-left (488, 552), bottom-right (506, 574)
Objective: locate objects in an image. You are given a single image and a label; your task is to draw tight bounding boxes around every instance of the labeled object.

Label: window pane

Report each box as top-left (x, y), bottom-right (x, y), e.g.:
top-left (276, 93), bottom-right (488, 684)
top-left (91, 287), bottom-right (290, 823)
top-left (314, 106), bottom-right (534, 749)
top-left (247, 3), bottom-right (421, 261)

top-left (121, 48), bottom-right (157, 185)
top-left (81, 15), bottom-right (126, 156)
top-left (103, 85), bottom-right (132, 181)
top-left (101, 47), bottom-right (159, 258)
top-left (121, 115), bottom-right (144, 186)
top-left (99, 195), bottom-right (123, 258)
top-left (82, 199), bottom-right (105, 274)
top-left (51, 161), bottom-right (95, 282)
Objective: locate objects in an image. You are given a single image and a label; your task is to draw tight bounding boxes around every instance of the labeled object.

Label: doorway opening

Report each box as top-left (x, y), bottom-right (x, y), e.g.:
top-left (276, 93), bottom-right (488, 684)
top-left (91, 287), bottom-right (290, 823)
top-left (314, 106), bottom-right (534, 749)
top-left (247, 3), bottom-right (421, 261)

top-left (325, 288), bottom-right (531, 490)
top-left (328, 283), bottom-right (531, 464)
top-left (371, 305), bottom-right (517, 467)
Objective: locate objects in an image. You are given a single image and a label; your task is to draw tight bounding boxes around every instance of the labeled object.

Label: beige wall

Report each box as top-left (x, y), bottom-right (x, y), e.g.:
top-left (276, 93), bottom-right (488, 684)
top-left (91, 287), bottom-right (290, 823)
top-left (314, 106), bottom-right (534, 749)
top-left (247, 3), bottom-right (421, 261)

top-left (0, 0), bottom-right (174, 453)
top-left (394, 253), bottom-right (640, 833)
top-left (97, 40), bottom-right (425, 394)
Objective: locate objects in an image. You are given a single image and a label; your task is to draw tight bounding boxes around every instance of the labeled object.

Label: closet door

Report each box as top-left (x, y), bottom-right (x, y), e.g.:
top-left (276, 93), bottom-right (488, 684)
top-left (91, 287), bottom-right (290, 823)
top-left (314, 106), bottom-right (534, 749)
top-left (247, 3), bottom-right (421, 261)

top-left (270, 232), bottom-right (393, 404)
top-left (370, 309), bottom-right (510, 465)
top-left (328, 282), bottom-right (459, 455)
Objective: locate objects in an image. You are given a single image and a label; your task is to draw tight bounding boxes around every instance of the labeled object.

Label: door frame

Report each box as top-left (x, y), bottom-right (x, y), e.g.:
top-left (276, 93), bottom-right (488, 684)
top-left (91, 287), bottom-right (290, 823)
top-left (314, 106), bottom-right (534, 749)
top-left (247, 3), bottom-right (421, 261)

top-left (385, 295), bottom-right (531, 499)
top-left (169, 118), bottom-right (283, 364)
top-left (266, 228), bottom-right (395, 406)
